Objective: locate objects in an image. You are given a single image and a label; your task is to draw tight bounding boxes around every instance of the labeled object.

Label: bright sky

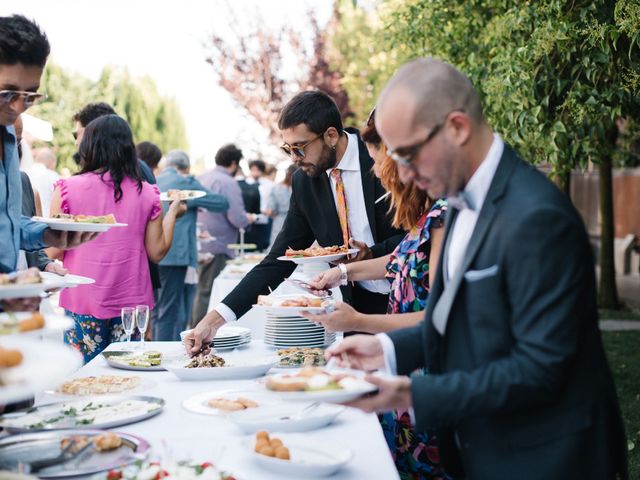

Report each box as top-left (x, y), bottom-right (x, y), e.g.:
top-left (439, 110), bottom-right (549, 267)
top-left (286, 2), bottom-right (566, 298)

top-left (2, 0), bottom-right (333, 168)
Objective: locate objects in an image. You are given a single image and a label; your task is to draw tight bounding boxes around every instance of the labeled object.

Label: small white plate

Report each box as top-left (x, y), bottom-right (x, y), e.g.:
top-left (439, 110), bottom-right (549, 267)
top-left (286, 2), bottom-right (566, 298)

top-left (230, 403), bottom-right (343, 433)
top-left (277, 248), bottom-right (359, 265)
top-left (247, 434), bottom-right (353, 476)
top-left (165, 356), bottom-right (277, 381)
top-left (182, 389), bottom-right (276, 416)
top-left (0, 312), bottom-right (73, 337)
top-left (160, 190), bottom-right (206, 202)
top-left (262, 370), bottom-right (376, 403)
top-left (31, 216), bottom-right (127, 232)
top-left (40, 271), bottom-right (96, 286)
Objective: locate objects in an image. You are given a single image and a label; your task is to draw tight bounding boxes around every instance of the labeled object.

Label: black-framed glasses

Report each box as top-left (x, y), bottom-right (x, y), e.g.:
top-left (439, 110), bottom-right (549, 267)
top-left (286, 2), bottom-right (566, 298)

top-left (280, 132), bottom-right (324, 158)
top-left (386, 123), bottom-right (444, 167)
top-left (0, 89), bottom-right (47, 108)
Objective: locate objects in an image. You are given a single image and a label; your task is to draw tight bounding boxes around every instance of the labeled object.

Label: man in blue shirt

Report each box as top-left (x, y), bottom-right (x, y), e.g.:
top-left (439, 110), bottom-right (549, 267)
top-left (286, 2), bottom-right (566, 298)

top-left (156, 150), bottom-right (228, 340)
top-left (0, 15), bottom-right (99, 291)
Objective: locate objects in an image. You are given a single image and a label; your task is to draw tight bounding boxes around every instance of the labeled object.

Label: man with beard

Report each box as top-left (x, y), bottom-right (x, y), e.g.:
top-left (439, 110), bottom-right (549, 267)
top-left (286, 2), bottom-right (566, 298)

top-left (186, 91), bottom-right (403, 354)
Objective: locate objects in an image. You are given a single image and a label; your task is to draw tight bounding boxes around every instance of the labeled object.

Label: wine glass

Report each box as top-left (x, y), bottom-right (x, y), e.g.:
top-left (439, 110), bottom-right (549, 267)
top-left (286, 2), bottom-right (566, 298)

top-left (135, 305), bottom-right (150, 350)
top-left (121, 307), bottom-right (135, 350)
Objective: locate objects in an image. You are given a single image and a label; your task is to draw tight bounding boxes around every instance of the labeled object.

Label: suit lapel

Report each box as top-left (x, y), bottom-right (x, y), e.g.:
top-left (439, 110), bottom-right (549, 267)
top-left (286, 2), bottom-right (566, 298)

top-left (431, 147), bottom-right (519, 336)
top-left (354, 134), bottom-right (377, 241)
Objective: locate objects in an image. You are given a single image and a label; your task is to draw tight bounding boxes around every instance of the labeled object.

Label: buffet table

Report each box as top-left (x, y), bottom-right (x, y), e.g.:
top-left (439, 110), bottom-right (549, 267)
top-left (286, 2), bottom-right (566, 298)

top-left (34, 341), bottom-right (399, 479)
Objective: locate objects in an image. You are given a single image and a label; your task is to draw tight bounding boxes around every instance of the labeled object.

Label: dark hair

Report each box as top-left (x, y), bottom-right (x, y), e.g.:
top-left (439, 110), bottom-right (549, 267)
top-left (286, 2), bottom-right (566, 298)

top-left (278, 91), bottom-right (343, 135)
top-left (249, 159), bottom-right (266, 173)
top-left (0, 15), bottom-right (50, 67)
top-left (215, 143), bottom-right (243, 167)
top-left (361, 108), bottom-right (382, 147)
top-left (73, 102), bottom-right (116, 127)
top-left (136, 141), bottom-right (162, 169)
top-left (78, 115), bottom-right (142, 202)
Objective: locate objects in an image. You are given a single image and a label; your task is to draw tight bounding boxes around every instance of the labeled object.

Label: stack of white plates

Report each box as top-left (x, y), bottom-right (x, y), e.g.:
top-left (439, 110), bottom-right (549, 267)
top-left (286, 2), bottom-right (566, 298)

top-left (264, 314), bottom-right (336, 349)
top-left (211, 326), bottom-right (252, 350)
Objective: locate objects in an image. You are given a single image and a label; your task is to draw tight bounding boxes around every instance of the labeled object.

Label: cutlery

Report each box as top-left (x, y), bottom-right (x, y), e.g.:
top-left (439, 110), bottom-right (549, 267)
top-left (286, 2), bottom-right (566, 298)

top-left (278, 402), bottom-right (320, 421)
top-left (27, 439), bottom-right (94, 473)
top-left (285, 278), bottom-right (332, 297)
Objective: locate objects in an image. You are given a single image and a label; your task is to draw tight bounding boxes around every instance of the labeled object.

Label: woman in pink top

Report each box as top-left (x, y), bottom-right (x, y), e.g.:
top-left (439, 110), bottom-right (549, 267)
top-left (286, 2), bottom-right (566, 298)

top-left (49, 115), bottom-right (185, 362)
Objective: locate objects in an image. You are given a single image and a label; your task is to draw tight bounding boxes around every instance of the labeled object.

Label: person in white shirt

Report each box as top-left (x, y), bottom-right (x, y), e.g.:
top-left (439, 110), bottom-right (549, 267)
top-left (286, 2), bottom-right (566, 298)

top-left (26, 147), bottom-right (59, 216)
top-left (326, 58), bottom-right (627, 479)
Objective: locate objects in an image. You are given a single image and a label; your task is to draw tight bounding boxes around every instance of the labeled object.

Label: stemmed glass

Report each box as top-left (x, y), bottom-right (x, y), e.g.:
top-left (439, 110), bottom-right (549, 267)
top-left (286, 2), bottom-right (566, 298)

top-left (135, 305), bottom-right (150, 350)
top-left (121, 307), bottom-right (136, 350)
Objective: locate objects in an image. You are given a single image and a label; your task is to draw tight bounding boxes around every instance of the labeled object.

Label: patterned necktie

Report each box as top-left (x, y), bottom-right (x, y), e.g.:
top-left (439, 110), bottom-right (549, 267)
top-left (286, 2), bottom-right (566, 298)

top-left (331, 168), bottom-right (350, 247)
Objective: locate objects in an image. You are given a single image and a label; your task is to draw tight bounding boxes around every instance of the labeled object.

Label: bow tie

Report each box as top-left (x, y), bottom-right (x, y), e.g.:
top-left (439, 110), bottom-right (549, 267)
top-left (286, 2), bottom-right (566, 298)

top-left (447, 191), bottom-right (476, 211)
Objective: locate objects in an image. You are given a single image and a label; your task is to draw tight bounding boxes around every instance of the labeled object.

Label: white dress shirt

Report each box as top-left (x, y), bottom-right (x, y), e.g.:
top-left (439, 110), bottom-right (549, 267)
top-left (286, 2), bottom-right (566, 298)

top-left (380, 134), bottom-right (504, 373)
top-left (214, 132), bottom-right (389, 323)
top-left (26, 163), bottom-right (60, 217)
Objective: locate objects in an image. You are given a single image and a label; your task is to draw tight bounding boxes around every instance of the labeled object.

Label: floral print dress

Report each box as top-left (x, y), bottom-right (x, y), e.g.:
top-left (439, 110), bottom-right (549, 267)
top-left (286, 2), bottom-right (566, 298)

top-left (381, 198), bottom-right (449, 480)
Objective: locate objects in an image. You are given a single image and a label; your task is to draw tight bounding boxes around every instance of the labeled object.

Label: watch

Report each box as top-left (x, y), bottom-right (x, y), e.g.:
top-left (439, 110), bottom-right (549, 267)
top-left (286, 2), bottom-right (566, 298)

top-left (338, 263), bottom-right (348, 286)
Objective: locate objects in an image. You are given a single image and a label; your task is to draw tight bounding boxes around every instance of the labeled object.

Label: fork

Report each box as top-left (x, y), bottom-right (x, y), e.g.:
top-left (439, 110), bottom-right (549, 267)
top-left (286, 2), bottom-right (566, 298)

top-left (278, 402), bottom-right (320, 421)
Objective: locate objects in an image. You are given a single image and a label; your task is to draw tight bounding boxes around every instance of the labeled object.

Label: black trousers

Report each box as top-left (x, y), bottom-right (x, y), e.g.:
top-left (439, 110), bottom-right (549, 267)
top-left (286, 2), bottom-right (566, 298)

top-left (344, 284), bottom-right (390, 337)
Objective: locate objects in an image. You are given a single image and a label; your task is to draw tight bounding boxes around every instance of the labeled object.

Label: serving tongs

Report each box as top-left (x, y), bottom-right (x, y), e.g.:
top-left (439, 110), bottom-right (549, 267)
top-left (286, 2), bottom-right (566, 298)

top-left (284, 278), bottom-right (332, 297)
top-left (24, 438), bottom-right (94, 473)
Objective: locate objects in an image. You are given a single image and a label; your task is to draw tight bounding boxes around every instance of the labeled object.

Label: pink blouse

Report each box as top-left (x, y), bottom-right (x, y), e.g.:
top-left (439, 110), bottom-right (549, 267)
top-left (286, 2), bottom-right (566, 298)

top-left (56, 172), bottom-right (162, 319)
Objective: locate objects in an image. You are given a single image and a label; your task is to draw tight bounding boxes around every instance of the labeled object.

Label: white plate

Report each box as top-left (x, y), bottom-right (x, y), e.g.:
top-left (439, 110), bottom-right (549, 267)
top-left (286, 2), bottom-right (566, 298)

top-left (39, 271), bottom-right (95, 286)
top-left (160, 190), bottom-right (206, 202)
top-left (31, 216), bottom-right (128, 233)
top-left (254, 305), bottom-right (332, 315)
top-left (277, 248), bottom-right (359, 265)
top-left (0, 337), bottom-right (83, 405)
top-left (230, 403), bottom-right (343, 433)
top-left (165, 356), bottom-right (277, 381)
top-left (0, 274), bottom-right (69, 300)
top-left (247, 434), bottom-right (353, 476)
top-left (262, 370), bottom-right (373, 403)
top-left (44, 375), bottom-right (157, 398)
top-left (182, 389), bottom-right (276, 416)
top-left (101, 350), bottom-right (183, 372)
top-left (0, 312), bottom-right (73, 337)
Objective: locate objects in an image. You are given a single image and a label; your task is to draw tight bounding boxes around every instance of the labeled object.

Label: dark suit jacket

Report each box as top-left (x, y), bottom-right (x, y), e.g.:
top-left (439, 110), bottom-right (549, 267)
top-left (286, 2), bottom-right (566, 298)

top-left (20, 172), bottom-right (51, 271)
top-left (223, 128), bottom-right (404, 318)
top-left (389, 146), bottom-right (627, 479)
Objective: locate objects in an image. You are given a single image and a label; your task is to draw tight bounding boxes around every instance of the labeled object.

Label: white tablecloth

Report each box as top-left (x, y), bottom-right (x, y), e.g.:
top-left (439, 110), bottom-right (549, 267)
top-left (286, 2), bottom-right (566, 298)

top-left (208, 262), bottom-right (341, 339)
top-left (35, 342), bottom-right (399, 480)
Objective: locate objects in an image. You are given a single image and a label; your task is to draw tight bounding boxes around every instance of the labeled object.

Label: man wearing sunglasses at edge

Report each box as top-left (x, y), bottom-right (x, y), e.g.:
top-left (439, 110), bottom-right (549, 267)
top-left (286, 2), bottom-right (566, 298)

top-left (0, 15), bottom-right (99, 311)
top-left (186, 90), bottom-right (405, 354)
top-left (325, 58), bottom-right (628, 479)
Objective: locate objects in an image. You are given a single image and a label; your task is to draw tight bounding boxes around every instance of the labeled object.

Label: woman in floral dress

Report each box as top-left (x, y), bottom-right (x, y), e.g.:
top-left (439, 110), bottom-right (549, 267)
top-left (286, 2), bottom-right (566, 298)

top-left (304, 109), bottom-right (449, 479)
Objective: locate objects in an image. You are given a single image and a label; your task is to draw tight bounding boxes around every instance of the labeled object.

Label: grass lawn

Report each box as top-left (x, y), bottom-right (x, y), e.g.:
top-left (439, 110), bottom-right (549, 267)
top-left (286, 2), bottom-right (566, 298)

top-left (602, 331), bottom-right (640, 478)
top-left (600, 308), bottom-right (640, 321)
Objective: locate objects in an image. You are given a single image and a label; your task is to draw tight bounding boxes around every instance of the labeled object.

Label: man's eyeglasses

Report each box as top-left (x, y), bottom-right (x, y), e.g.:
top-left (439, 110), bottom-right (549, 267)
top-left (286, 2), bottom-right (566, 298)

top-left (0, 90), bottom-right (47, 108)
top-left (280, 133), bottom-right (323, 158)
top-left (386, 122), bottom-right (444, 167)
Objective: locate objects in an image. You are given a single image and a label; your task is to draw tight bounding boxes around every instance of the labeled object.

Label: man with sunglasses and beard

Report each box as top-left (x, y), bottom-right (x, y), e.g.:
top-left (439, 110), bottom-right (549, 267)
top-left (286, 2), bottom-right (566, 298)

top-left (0, 15), bottom-right (98, 312)
top-left (185, 91), bottom-right (404, 355)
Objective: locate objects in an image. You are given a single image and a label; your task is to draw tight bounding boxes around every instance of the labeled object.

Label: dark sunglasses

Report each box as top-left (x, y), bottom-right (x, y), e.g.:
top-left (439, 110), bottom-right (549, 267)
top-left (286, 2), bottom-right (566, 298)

top-left (280, 132), bottom-right (323, 158)
top-left (366, 107), bottom-right (376, 127)
top-left (387, 122), bottom-right (444, 167)
top-left (0, 89), bottom-right (47, 108)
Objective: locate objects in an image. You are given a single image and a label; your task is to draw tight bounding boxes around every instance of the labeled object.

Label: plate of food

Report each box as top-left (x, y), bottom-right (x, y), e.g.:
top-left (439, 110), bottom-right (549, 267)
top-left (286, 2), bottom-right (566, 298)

top-left (275, 348), bottom-right (327, 368)
top-left (0, 429), bottom-right (150, 478)
top-left (101, 350), bottom-right (167, 371)
top-left (159, 189), bottom-right (206, 202)
top-left (248, 431), bottom-right (352, 476)
top-left (226, 243), bottom-right (258, 251)
top-left (45, 375), bottom-right (155, 398)
top-left (0, 395), bottom-right (165, 433)
top-left (277, 245), bottom-right (359, 264)
top-left (182, 388), bottom-right (274, 416)
top-left (32, 214), bottom-right (127, 232)
top-left (102, 459), bottom-right (239, 480)
top-left (164, 353), bottom-right (277, 381)
top-left (0, 337), bottom-right (83, 405)
top-left (0, 268), bottom-right (68, 300)
top-left (40, 271), bottom-right (96, 286)
top-left (0, 312), bottom-right (73, 337)
top-left (230, 402), bottom-right (344, 433)
top-left (253, 294), bottom-right (334, 315)
top-left (262, 366), bottom-right (377, 403)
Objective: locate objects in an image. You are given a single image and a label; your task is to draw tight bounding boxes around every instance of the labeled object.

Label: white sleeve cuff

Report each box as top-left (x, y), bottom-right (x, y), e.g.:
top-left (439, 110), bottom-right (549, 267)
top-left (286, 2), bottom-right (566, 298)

top-left (375, 333), bottom-right (397, 375)
top-left (214, 303), bottom-right (236, 323)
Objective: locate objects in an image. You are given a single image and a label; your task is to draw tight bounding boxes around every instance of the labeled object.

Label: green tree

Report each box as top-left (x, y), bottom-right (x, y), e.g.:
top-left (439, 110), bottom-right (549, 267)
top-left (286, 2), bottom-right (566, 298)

top-left (330, 0), bottom-right (640, 309)
top-left (30, 63), bottom-right (188, 173)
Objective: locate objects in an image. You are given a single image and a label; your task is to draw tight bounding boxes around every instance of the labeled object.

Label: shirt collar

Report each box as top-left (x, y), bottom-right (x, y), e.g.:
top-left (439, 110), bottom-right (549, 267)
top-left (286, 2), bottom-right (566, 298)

top-left (327, 131), bottom-right (360, 176)
top-left (450, 133), bottom-right (503, 211)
